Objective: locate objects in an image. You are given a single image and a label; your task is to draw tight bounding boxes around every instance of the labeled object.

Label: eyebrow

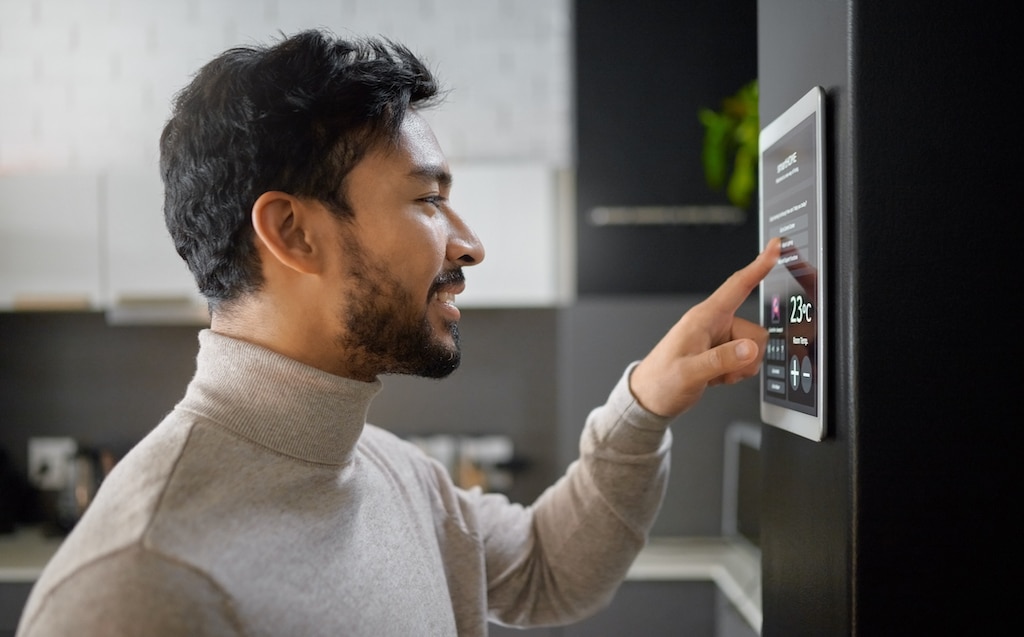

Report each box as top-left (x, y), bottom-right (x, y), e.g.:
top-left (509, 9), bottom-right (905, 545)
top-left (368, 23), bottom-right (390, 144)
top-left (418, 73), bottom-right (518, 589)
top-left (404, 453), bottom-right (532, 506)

top-left (408, 164), bottom-right (452, 189)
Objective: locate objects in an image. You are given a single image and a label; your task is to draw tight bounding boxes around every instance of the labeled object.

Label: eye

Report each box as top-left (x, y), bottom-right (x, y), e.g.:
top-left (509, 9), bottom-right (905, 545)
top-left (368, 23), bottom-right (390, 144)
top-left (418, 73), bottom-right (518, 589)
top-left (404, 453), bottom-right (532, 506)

top-left (421, 195), bottom-right (446, 209)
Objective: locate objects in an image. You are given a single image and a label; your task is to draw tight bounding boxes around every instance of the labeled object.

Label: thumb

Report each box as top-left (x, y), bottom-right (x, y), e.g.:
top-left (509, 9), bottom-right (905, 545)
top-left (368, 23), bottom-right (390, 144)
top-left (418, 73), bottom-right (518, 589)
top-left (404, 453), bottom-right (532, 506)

top-left (698, 339), bottom-right (759, 384)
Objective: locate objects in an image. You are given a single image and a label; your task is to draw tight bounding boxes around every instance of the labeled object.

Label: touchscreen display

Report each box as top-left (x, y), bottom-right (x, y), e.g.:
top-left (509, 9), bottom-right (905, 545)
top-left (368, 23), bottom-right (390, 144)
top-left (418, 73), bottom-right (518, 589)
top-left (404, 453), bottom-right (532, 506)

top-left (758, 86), bottom-right (826, 441)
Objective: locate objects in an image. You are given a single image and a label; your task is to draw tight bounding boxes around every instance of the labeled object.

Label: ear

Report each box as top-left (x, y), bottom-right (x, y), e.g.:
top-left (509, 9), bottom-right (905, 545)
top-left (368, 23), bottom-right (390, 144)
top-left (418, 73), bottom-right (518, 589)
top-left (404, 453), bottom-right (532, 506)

top-left (251, 191), bottom-right (322, 275)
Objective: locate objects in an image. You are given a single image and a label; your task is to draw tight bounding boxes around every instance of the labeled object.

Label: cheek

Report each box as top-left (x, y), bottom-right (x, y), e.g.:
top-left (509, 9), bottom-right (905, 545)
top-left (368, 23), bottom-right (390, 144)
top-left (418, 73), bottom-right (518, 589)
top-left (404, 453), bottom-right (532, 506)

top-left (396, 217), bottom-right (447, 258)
top-left (406, 249), bottom-right (445, 296)
top-left (374, 223), bottom-right (446, 295)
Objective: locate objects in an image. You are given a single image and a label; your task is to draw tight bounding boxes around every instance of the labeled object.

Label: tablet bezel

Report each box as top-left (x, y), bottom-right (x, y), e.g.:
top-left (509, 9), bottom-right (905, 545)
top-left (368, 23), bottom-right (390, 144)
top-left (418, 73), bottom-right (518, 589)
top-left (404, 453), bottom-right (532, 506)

top-left (758, 86), bottom-right (827, 441)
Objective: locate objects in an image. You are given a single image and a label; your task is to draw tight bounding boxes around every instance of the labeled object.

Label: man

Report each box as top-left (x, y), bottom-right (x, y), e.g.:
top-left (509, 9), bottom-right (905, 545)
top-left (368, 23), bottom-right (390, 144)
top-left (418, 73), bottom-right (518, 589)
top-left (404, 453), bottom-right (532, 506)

top-left (17, 29), bottom-right (779, 636)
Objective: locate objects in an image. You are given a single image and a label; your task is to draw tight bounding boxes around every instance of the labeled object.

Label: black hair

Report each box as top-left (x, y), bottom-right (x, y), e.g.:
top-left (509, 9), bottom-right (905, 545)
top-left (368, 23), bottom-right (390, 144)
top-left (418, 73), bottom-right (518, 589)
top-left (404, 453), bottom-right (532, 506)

top-left (159, 29), bottom-right (443, 308)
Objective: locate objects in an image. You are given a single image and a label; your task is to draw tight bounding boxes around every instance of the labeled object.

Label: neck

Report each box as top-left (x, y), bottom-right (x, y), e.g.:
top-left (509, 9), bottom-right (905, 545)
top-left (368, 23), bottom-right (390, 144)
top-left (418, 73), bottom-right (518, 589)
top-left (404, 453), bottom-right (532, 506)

top-left (210, 304), bottom-right (359, 380)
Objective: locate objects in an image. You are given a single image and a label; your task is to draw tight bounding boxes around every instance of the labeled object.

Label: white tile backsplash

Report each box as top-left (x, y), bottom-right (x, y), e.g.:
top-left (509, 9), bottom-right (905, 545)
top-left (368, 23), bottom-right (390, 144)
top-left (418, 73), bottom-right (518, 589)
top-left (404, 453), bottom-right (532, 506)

top-left (0, 0), bottom-right (570, 171)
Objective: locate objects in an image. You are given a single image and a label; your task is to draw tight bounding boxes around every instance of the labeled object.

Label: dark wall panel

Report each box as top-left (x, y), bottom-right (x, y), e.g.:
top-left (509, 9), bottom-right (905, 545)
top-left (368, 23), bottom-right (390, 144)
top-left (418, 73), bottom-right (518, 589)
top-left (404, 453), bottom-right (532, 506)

top-left (756, 1), bottom-right (852, 635)
top-left (758, 1), bottom-right (1016, 635)
top-left (847, 4), bottom-right (1015, 635)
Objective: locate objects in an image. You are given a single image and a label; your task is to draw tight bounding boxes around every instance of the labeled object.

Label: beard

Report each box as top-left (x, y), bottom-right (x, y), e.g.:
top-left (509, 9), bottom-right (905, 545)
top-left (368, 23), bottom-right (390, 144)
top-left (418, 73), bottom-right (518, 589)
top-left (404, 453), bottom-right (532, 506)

top-left (337, 238), bottom-right (463, 380)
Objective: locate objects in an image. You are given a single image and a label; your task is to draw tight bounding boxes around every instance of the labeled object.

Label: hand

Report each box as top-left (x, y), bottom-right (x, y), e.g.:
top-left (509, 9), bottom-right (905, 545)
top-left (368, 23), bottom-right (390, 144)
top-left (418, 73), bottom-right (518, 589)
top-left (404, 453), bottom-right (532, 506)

top-left (628, 238), bottom-right (781, 418)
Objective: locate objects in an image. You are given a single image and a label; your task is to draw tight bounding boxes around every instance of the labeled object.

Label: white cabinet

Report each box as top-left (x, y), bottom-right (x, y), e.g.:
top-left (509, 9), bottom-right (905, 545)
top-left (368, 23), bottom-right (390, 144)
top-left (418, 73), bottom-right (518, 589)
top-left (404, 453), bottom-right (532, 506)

top-left (102, 170), bottom-right (208, 324)
top-left (0, 172), bottom-right (102, 310)
top-left (0, 162), bottom-right (569, 319)
top-left (0, 170), bottom-right (205, 322)
top-left (101, 161), bottom-right (571, 313)
top-left (448, 161), bottom-right (571, 308)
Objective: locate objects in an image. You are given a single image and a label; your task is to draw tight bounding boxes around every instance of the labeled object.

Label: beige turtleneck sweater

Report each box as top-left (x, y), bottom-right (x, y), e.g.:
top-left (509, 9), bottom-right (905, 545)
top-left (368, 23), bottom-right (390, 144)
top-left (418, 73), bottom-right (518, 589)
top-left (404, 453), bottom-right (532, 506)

top-left (17, 330), bottom-right (672, 636)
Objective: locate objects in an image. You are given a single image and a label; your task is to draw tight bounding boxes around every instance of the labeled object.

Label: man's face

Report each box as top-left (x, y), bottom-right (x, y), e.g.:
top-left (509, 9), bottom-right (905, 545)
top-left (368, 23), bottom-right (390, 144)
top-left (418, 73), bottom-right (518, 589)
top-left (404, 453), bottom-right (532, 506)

top-left (329, 111), bottom-right (484, 379)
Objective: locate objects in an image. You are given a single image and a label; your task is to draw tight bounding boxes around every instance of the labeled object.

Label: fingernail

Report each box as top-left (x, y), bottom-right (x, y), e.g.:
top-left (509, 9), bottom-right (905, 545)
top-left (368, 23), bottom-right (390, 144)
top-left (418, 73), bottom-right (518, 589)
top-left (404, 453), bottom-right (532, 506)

top-left (736, 341), bottom-right (752, 359)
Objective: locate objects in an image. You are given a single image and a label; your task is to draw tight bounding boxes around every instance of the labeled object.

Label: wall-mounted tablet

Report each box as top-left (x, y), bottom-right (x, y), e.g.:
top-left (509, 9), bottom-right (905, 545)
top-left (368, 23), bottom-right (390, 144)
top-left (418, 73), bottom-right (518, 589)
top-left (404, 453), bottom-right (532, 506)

top-left (758, 86), bottom-right (827, 441)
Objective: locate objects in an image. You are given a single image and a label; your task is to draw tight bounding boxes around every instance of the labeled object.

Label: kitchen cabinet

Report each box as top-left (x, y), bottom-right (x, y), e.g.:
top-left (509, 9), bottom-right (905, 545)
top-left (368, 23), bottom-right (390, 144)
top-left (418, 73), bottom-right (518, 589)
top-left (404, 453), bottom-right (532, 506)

top-left (0, 172), bottom-right (102, 310)
top-left (1, 162), bottom-right (567, 319)
top-left (573, 0), bottom-right (758, 295)
top-left (565, 581), bottom-right (717, 636)
top-left (0, 582), bottom-right (30, 637)
top-left (488, 582), bottom-right (720, 636)
top-left (0, 169), bottom-right (204, 321)
top-left (102, 170), bottom-right (208, 324)
top-left (447, 161), bottom-right (569, 308)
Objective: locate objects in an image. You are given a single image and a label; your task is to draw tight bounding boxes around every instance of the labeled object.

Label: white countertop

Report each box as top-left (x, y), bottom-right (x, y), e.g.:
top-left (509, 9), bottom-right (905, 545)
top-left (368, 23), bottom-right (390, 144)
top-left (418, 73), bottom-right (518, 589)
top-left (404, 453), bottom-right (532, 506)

top-left (1, 529), bottom-right (761, 632)
top-left (0, 527), bottom-right (63, 583)
top-left (628, 535), bottom-right (761, 632)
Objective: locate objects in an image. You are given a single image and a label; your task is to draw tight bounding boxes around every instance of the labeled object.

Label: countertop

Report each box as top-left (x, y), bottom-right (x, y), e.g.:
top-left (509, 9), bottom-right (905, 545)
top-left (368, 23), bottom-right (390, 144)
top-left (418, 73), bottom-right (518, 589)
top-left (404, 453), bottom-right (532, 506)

top-left (0, 527), bottom-right (63, 583)
top-left (628, 535), bottom-right (762, 632)
top-left (1, 529), bottom-right (761, 632)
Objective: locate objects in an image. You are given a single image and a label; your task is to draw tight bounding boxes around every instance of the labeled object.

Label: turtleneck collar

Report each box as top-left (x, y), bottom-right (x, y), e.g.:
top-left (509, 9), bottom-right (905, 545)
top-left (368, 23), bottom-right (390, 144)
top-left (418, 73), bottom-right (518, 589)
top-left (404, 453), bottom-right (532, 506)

top-left (176, 330), bottom-right (383, 466)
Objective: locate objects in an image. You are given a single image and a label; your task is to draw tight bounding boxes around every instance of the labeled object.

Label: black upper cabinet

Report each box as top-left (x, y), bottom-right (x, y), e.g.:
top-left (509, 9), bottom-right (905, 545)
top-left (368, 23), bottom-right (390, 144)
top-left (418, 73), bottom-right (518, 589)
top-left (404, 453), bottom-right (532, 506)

top-left (574, 0), bottom-right (758, 295)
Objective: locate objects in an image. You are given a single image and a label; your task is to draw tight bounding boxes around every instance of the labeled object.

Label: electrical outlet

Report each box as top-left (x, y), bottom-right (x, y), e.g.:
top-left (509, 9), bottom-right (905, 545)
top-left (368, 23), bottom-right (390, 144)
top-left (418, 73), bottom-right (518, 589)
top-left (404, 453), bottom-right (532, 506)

top-left (28, 437), bottom-right (77, 490)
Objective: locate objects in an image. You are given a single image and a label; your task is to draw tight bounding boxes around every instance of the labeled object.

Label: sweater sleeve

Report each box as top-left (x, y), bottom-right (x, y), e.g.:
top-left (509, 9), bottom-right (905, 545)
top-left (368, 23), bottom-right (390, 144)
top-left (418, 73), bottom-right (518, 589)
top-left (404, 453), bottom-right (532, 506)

top-left (478, 362), bottom-right (673, 628)
top-left (17, 545), bottom-right (244, 637)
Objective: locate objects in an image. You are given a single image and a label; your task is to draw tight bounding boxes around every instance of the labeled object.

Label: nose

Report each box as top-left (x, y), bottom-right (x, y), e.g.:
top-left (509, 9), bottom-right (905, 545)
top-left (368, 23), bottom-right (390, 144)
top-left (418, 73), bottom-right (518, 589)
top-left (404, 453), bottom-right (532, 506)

top-left (446, 209), bottom-right (485, 266)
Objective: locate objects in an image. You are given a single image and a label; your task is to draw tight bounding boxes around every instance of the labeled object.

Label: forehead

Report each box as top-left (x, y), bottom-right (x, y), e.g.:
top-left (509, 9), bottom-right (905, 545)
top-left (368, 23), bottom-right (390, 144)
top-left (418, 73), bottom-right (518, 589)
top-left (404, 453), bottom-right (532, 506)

top-left (376, 110), bottom-right (447, 173)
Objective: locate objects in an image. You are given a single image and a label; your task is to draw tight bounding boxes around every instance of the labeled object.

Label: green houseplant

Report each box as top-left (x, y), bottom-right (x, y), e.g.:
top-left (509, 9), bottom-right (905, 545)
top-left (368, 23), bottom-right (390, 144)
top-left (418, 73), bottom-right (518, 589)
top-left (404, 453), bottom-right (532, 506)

top-left (698, 80), bottom-right (758, 209)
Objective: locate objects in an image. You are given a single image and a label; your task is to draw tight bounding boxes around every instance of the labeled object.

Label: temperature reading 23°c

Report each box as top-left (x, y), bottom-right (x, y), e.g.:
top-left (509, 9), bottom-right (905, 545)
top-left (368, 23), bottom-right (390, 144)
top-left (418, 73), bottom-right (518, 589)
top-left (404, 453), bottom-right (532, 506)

top-left (789, 294), bottom-right (813, 324)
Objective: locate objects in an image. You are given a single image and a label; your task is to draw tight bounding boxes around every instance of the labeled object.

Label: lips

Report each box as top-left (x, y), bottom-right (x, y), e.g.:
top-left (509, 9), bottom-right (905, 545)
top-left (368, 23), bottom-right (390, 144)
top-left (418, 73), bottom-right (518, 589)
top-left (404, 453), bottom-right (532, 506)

top-left (429, 269), bottom-right (466, 305)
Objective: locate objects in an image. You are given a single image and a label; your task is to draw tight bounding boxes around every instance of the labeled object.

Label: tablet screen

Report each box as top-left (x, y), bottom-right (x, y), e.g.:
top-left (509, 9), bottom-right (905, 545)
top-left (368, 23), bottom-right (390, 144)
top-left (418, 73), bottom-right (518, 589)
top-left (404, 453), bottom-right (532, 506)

top-left (758, 86), bottom-right (827, 441)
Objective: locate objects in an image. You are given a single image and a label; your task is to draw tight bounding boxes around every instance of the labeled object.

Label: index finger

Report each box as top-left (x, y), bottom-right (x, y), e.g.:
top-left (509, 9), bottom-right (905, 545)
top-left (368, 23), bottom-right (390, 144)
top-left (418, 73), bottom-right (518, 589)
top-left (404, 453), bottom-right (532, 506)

top-left (705, 237), bottom-right (781, 313)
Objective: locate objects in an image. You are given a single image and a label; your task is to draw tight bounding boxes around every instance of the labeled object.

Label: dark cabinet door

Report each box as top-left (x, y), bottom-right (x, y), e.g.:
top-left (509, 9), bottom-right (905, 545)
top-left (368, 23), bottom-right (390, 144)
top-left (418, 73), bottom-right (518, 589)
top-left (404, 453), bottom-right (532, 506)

top-left (0, 582), bottom-right (32, 637)
top-left (574, 0), bottom-right (758, 295)
top-left (563, 581), bottom-right (716, 637)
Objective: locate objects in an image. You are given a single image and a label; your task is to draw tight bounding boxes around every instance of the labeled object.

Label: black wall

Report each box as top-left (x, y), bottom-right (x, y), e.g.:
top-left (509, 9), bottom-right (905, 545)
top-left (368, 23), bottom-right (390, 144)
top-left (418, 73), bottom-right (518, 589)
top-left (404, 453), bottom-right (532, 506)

top-left (758, 2), bottom-right (1015, 635)
top-left (574, 0), bottom-right (759, 295)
